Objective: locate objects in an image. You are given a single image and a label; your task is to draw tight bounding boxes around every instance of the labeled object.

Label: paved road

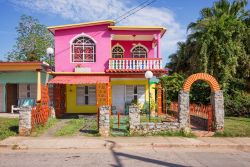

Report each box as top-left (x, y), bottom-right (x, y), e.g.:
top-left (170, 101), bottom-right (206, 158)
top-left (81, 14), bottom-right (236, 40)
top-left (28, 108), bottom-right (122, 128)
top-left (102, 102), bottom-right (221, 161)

top-left (0, 147), bottom-right (249, 167)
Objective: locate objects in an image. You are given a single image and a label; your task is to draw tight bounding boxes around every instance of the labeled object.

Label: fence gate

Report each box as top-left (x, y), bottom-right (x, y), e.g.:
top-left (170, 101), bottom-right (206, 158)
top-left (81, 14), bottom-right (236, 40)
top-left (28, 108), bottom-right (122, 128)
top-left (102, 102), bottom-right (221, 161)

top-left (169, 102), bottom-right (213, 131)
top-left (110, 113), bottom-right (129, 136)
top-left (189, 104), bottom-right (213, 131)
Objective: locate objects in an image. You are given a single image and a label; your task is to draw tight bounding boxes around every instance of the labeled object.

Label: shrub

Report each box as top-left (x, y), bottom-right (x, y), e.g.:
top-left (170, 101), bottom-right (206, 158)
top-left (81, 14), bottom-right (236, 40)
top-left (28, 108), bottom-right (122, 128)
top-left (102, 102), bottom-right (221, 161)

top-left (224, 91), bottom-right (250, 117)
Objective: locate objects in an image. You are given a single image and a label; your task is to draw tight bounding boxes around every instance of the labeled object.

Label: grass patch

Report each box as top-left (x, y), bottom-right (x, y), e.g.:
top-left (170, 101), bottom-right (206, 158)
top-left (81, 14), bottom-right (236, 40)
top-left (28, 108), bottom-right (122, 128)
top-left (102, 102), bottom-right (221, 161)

top-left (214, 117), bottom-right (250, 137)
top-left (0, 117), bottom-right (19, 140)
top-left (110, 115), bottom-right (129, 136)
top-left (140, 115), bottom-right (164, 123)
top-left (31, 118), bottom-right (59, 136)
top-left (79, 118), bottom-right (99, 137)
top-left (55, 119), bottom-right (85, 136)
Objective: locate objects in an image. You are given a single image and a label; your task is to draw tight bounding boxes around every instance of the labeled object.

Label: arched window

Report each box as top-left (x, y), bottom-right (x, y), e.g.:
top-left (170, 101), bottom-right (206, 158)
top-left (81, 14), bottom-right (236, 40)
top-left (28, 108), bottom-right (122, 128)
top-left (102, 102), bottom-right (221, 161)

top-left (112, 45), bottom-right (124, 58)
top-left (71, 36), bottom-right (96, 62)
top-left (131, 45), bottom-right (148, 58)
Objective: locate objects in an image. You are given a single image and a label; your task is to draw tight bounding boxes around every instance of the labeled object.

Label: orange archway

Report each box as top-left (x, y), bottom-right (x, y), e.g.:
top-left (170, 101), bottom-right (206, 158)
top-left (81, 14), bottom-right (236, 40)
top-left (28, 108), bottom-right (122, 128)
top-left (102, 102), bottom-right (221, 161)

top-left (183, 73), bottom-right (220, 93)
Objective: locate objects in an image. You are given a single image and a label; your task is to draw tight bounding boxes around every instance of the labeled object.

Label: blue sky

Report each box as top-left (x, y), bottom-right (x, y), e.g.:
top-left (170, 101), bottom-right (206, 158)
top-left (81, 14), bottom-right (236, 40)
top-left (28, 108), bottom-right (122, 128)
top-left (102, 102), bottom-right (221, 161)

top-left (0, 0), bottom-right (249, 63)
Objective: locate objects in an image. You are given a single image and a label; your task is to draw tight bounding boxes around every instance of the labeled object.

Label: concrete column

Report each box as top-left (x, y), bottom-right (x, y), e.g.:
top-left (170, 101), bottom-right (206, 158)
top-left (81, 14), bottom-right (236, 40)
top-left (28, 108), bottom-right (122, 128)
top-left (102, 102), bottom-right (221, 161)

top-left (0, 83), bottom-right (6, 112)
top-left (99, 106), bottom-right (110, 137)
top-left (178, 90), bottom-right (190, 129)
top-left (19, 108), bottom-right (32, 136)
top-left (157, 34), bottom-right (161, 58)
top-left (37, 70), bottom-right (41, 102)
top-left (157, 84), bottom-right (162, 116)
top-left (211, 90), bottom-right (224, 132)
top-left (129, 104), bottom-right (140, 134)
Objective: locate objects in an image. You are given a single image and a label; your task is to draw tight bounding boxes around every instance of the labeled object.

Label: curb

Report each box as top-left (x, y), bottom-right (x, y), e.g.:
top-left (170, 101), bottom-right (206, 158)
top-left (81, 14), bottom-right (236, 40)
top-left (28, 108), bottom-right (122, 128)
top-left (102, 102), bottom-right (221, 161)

top-left (1, 143), bottom-right (249, 151)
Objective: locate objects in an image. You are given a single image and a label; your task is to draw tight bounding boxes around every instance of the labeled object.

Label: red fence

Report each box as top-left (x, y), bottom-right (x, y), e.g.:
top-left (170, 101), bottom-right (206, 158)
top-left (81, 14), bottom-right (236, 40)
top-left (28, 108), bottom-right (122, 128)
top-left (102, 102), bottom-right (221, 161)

top-left (169, 102), bottom-right (213, 131)
top-left (31, 85), bottom-right (50, 129)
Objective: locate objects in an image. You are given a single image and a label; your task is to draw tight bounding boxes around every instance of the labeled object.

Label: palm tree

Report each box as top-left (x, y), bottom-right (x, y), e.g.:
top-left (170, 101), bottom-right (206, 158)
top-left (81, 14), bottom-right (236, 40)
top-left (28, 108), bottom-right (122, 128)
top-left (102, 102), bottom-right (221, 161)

top-left (185, 0), bottom-right (249, 87)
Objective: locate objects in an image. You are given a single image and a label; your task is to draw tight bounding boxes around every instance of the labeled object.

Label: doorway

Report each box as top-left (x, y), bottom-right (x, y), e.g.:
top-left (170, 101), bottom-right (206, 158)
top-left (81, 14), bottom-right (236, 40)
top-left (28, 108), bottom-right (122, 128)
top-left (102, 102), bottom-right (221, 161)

top-left (6, 84), bottom-right (18, 113)
top-left (112, 85), bottom-right (125, 114)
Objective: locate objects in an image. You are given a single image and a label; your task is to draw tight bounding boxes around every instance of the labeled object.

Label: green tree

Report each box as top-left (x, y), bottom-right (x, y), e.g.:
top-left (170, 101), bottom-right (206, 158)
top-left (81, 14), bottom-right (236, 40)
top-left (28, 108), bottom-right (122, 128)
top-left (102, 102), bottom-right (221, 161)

top-left (6, 15), bottom-right (53, 62)
top-left (166, 0), bottom-right (250, 90)
top-left (164, 0), bottom-right (250, 117)
top-left (160, 73), bottom-right (185, 102)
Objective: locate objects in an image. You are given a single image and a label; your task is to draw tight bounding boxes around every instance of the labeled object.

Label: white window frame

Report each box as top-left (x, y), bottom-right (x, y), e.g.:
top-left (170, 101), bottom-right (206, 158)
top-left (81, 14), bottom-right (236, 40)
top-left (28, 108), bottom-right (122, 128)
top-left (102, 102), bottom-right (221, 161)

top-left (70, 33), bottom-right (97, 63)
top-left (27, 84), bottom-right (31, 98)
top-left (112, 43), bottom-right (125, 58)
top-left (131, 43), bottom-right (148, 58)
top-left (76, 85), bottom-right (96, 106)
top-left (125, 85), bottom-right (145, 104)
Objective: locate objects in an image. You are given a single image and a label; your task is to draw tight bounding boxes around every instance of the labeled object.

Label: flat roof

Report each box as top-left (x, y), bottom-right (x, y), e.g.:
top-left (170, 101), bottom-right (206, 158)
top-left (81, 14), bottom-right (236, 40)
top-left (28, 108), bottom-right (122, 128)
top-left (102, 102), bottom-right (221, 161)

top-left (0, 61), bottom-right (51, 72)
top-left (47, 20), bottom-right (115, 34)
top-left (47, 20), bottom-right (167, 37)
top-left (108, 26), bottom-right (166, 37)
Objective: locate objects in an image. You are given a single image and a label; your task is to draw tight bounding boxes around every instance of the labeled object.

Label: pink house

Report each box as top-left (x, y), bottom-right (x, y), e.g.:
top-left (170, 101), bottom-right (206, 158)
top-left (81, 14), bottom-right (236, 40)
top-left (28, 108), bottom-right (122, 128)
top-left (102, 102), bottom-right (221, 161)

top-left (48, 20), bottom-right (167, 116)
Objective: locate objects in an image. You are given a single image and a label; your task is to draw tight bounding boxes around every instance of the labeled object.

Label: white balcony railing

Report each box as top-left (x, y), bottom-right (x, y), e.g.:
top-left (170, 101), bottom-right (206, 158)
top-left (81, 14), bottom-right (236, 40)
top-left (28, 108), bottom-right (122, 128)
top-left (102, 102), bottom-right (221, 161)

top-left (108, 58), bottom-right (163, 71)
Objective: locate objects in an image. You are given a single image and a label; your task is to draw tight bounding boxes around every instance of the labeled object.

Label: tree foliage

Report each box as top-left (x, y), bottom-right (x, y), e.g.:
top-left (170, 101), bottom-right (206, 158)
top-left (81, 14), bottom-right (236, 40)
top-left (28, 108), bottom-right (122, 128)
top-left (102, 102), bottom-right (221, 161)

top-left (6, 15), bottom-right (53, 62)
top-left (164, 0), bottom-right (250, 116)
top-left (166, 0), bottom-right (250, 90)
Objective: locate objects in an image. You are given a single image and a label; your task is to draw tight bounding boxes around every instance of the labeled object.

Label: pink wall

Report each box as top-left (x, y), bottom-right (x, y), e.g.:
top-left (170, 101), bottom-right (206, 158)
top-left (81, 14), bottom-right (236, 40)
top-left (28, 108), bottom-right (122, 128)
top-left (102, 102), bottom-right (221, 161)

top-left (54, 24), bottom-right (162, 72)
top-left (55, 24), bottom-right (111, 72)
top-left (111, 40), bottom-right (154, 58)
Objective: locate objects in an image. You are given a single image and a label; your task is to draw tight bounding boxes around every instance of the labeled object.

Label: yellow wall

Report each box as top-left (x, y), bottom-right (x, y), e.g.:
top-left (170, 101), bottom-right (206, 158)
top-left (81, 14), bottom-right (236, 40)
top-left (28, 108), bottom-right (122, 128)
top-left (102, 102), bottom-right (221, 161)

top-left (150, 83), bottom-right (156, 101)
top-left (65, 80), bottom-right (156, 113)
top-left (111, 79), bottom-right (151, 101)
top-left (66, 84), bottom-right (96, 113)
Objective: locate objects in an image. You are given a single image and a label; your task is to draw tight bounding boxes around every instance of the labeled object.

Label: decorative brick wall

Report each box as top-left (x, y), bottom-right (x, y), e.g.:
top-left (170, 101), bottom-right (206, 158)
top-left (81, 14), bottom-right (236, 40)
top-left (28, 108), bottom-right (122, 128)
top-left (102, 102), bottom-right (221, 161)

top-left (19, 107), bottom-right (32, 136)
top-left (130, 122), bottom-right (180, 135)
top-left (99, 106), bottom-right (110, 137)
top-left (129, 105), bottom-right (180, 135)
top-left (183, 73), bottom-right (220, 92)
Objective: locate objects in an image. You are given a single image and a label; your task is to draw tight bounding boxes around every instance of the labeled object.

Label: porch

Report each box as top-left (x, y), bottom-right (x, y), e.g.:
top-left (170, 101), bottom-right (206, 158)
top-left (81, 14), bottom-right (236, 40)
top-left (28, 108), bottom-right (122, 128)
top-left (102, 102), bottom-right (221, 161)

top-left (49, 75), bottom-right (111, 117)
top-left (48, 75), bottom-right (165, 117)
top-left (107, 58), bottom-right (165, 72)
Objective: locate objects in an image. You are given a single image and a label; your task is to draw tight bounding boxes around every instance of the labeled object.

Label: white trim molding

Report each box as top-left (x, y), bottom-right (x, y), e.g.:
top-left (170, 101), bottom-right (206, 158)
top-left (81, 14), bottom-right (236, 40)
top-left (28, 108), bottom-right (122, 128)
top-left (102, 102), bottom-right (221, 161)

top-left (69, 32), bottom-right (97, 44)
top-left (69, 33), bottom-right (96, 63)
top-left (130, 43), bottom-right (149, 53)
top-left (111, 43), bottom-right (125, 51)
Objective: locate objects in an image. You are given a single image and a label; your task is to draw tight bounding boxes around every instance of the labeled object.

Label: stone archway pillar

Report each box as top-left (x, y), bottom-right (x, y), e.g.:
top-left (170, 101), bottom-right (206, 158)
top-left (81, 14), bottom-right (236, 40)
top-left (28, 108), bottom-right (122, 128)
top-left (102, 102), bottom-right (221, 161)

top-left (178, 90), bottom-right (190, 129)
top-left (211, 90), bottom-right (224, 132)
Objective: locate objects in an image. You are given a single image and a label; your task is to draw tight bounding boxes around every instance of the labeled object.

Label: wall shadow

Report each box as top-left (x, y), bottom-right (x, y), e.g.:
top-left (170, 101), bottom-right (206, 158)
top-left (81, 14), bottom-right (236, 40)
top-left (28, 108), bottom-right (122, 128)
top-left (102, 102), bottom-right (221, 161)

top-left (106, 140), bottom-right (186, 167)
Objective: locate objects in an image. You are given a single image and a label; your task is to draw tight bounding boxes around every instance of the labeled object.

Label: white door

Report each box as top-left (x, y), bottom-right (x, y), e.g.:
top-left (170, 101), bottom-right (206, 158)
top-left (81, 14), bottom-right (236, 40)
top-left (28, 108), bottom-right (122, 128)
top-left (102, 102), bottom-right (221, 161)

top-left (112, 85), bottom-right (125, 114)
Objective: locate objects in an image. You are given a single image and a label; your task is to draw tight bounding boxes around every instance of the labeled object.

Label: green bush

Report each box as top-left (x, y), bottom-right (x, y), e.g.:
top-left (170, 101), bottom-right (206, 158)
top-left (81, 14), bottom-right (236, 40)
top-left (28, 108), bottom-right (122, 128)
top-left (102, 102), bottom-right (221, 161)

top-left (160, 74), bottom-right (250, 118)
top-left (160, 73), bottom-right (211, 104)
top-left (224, 91), bottom-right (250, 117)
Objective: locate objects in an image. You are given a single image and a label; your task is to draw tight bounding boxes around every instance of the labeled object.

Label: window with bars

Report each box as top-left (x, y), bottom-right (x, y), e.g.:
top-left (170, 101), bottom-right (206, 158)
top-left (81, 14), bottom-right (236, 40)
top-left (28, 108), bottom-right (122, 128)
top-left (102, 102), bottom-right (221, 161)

top-left (126, 85), bottom-right (145, 104)
top-left (112, 45), bottom-right (124, 58)
top-left (132, 45), bottom-right (148, 58)
top-left (72, 36), bottom-right (96, 62)
top-left (27, 84), bottom-right (31, 98)
top-left (76, 86), bottom-right (96, 105)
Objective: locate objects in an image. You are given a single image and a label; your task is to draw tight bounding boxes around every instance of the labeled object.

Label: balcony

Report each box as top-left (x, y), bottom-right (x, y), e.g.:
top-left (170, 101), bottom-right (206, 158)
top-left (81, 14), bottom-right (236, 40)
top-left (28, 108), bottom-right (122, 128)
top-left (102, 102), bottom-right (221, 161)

top-left (106, 58), bottom-right (166, 73)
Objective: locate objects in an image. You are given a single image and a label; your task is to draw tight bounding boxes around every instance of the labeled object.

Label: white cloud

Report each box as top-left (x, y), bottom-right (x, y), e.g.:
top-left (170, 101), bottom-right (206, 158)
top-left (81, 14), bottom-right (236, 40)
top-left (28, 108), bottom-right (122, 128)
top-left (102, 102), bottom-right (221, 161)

top-left (10, 0), bottom-right (186, 62)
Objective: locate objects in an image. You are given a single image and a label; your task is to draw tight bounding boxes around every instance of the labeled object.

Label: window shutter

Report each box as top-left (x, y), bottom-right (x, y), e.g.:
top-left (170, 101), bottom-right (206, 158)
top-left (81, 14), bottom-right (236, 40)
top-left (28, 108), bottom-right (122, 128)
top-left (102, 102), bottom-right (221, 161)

top-left (88, 86), bottom-right (96, 105)
top-left (18, 84), bottom-right (27, 98)
top-left (76, 86), bottom-right (85, 105)
top-left (30, 84), bottom-right (37, 98)
top-left (126, 85), bottom-right (134, 103)
top-left (137, 85), bottom-right (145, 104)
